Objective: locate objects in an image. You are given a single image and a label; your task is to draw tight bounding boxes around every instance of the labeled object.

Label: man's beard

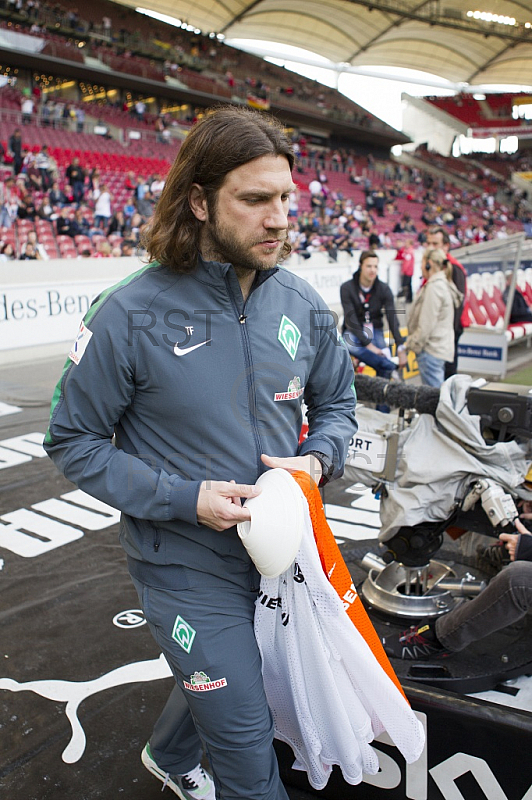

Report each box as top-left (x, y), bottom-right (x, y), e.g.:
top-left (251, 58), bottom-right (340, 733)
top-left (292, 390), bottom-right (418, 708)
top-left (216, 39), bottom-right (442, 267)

top-left (201, 217), bottom-right (287, 273)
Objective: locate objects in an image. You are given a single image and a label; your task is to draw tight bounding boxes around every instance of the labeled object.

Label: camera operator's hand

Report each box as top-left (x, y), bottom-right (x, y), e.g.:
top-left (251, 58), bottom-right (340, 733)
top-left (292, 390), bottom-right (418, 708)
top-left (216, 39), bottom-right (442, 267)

top-left (500, 518), bottom-right (530, 561)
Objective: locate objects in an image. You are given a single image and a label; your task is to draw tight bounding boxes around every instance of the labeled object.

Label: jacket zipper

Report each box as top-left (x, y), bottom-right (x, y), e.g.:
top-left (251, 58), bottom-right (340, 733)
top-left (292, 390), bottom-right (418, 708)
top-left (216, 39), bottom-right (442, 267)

top-left (153, 528), bottom-right (161, 552)
top-left (225, 277), bottom-right (263, 472)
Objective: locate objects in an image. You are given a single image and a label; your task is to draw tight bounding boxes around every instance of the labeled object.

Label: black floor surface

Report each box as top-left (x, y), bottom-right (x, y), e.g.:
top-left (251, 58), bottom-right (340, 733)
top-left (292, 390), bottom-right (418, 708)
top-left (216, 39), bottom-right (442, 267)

top-left (1, 355), bottom-right (530, 800)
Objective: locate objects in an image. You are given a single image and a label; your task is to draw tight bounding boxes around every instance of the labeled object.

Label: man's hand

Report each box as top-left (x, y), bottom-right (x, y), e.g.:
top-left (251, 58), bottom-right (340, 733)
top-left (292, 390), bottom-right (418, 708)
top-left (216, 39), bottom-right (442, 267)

top-left (196, 481), bottom-right (260, 531)
top-left (500, 518), bottom-right (530, 561)
top-left (261, 453), bottom-right (322, 484)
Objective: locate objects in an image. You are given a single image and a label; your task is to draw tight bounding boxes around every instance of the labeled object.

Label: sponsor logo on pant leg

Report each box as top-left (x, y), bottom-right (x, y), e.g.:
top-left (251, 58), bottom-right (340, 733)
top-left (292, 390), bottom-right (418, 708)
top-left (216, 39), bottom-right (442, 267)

top-left (183, 671), bottom-right (228, 692)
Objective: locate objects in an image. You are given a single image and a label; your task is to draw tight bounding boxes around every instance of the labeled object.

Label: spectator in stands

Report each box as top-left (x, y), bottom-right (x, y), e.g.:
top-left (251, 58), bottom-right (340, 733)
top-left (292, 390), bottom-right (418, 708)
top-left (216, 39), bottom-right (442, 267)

top-left (405, 248), bottom-right (463, 387)
top-left (121, 241), bottom-right (135, 257)
top-left (425, 226), bottom-right (469, 379)
top-left (21, 94), bottom-right (34, 125)
top-left (126, 211), bottom-right (143, 242)
top-left (41, 99), bottom-right (52, 127)
top-left (93, 184), bottom-right (112, 229)
top-left (49, 181), bottom-right (68, 208)
top-left (396, 238), bottom-right (415, 303)
top-left (75, 107), bottom-right (85, 133)
top-left (134, 175), bottom-right (148, 201)
top-left (150, 173), bottom-right (165, 199)
top-left (56, 208), bottom-right (74, 237)
top-left (53, 100), bottom-right (64, 129)
top-left (22, 231), bottom-right (48, 260)
top-left (8, 128), bottom-right (23, 175)
top-left (340, 251), bottom-right (407, 388)
top-left (125, 171), bottom-right (137, 191)
top-left (65, 157), bottom-right (86, 206)
top-left (108, 209), bottom-right (127, 236)
top-left (123, 197), bottom-right (136, 219)
top-left (36, 197), bottom-right (54, 221)
top-left (0, 140), bottom-right (4, 164)
top-left (0, 242), bottom-right (15, 261)
top-left (134, 99), bottom-right (146, 122)
top-left (0, 177), bottom-right (19, 229)
top-left (19, 243), bottom-right (38, 260)
top-left (18, 192), bottom-right (37, 221)
top-left (504, 272), bottom-right (532, 324)
top-left (136, 190), bottom-right (155, 220)
top-left (94, 240), bottom-right (112, 257)
top-left (309, 174), bottom-right (325, 217)
top-left (35, 145), bottom-right (53, 190)
top-left (70, 208), bottom-right (91, 237)
top-left (88, 167), bottom-right (101, 193)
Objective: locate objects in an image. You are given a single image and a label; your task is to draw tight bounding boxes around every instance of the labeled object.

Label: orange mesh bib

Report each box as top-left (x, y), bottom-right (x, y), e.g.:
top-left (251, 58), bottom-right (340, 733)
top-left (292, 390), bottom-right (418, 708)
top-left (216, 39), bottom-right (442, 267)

top-left (292, 471), bottom-right (406, 700)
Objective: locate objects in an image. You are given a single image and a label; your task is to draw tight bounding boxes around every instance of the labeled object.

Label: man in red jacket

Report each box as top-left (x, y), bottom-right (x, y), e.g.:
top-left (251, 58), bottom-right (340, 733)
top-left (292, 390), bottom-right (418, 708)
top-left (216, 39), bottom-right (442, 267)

top-left (425, 226), bottom-right (469, 379)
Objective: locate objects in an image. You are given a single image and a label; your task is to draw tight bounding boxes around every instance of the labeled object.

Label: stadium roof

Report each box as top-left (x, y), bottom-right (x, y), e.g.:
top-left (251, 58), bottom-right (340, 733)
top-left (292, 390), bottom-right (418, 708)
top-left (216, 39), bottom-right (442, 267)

top-left (117, 0), bottom-right (532, 87)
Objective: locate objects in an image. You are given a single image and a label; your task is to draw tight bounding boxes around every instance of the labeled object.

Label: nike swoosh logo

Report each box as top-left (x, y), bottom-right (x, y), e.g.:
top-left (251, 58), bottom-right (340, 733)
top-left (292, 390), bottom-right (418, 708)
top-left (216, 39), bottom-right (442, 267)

top-left (173, 340), bottom-right (211, 357)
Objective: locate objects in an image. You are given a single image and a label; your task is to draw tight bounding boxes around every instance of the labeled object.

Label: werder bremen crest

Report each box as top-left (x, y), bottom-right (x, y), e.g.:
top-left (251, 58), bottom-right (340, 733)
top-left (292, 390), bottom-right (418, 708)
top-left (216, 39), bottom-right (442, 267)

top-left (172, 615), bottom-right (196, 653)
top-left (278, 315), bottom-right (301, 360)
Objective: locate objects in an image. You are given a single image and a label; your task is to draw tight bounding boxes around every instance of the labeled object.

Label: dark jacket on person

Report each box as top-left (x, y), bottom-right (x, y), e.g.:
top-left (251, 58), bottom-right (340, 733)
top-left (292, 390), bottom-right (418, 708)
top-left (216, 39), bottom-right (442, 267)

top-left (44, 258), bottom-right (357, 591)
top-left (446, 253), bottom-right (469, 335)
top-left (504, 285), bottom-right (532, 324)
top-left (516, 533), bottom-right (532, 561)
top-left (340, 271), bottom-right (405, 347)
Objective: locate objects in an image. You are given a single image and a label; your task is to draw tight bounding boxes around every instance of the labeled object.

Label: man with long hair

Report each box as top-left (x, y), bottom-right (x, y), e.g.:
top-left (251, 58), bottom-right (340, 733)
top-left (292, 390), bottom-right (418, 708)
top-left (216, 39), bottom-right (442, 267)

top-left (45, 106), bottom-right (357, 800)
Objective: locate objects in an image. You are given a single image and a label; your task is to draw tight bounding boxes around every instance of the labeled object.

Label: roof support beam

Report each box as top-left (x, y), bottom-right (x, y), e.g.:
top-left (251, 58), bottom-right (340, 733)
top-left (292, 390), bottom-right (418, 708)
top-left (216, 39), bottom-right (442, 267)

top-left (340, 0), bottom-right (532, 45)
top-left (347, 0), bottom-right (434, 61)
top-left (220, 1), bottom-right (264, 33)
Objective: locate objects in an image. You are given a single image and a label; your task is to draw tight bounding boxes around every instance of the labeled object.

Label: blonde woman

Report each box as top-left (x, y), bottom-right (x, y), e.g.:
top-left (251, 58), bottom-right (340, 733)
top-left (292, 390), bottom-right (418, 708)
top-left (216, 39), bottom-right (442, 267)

top-left (405, 248), bottom-right (463, 386)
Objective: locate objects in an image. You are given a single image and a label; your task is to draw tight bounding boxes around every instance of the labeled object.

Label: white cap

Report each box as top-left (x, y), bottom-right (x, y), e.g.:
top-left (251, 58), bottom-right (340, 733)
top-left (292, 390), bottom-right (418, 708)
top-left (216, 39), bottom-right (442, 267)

top-left (237, 468), bottom-right (305, 578)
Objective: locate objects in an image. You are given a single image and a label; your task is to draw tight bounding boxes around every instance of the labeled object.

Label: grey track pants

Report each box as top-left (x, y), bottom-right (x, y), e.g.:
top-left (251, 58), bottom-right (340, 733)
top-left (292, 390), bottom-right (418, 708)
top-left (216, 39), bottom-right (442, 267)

top-left (435, 560), bottom-right (532, 652)
top-left (132, 569), bottom-right (290, 800)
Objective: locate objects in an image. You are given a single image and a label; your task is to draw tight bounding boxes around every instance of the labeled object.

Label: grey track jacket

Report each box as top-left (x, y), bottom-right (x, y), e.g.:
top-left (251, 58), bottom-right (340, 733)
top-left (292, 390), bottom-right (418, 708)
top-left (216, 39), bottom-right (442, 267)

top-left (45, 257), bottom-right (357, 588)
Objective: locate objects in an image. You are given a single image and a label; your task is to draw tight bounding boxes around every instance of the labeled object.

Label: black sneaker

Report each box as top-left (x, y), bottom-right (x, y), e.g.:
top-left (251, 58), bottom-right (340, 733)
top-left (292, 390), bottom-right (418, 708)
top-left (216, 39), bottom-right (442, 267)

top-left (382, 621), bottom-right (450, 660)
top-left (476, 541), bottom-right (511, 577)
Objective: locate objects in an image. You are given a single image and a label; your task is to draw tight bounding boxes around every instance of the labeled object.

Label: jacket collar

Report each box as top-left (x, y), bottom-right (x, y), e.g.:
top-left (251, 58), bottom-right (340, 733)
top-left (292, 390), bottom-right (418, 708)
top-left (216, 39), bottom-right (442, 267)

top-left (196, 254), bottom-right (279, 289)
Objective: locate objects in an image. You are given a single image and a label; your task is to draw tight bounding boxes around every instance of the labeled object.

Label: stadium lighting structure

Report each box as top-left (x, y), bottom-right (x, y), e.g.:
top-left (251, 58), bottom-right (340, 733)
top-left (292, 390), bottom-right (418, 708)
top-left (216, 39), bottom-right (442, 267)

top-left (467, 10), bottom-right (517, 25)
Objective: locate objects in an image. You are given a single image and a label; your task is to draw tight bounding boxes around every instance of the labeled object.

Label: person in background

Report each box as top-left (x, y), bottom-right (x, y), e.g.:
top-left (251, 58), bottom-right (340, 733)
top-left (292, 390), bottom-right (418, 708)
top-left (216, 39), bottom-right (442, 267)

top-left (405, 248), bottom-right (462, 387)
top-left (340, 250), bottom-right (407, 380)
top-left (383, 518), bottom-right (532, 660)
top-left (66, 157), bottom-right (86, 206)
top-left (395, 238), bottom-right (415, 303)
top-left (503, 271), bottom-right (532, 324)
top-left (0, 242), bottom-right (16, 261)
top-left (56, 208), bottom-right (74, 237)
top-left (24, 230), bottom-right (48, 260)
top-left (425, 226), bottom-right (469, 379)
top-left (8, 128), bottom-right (23, 175)
top-left (93, 183), bottom-right (112, 229)
top-left (19, 242), bottom-right (38, 260)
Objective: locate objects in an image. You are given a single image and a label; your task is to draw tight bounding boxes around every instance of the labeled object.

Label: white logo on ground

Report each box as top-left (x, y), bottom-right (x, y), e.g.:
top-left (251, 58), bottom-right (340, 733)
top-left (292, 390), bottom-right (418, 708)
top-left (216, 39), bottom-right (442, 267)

top-left (112, 609), bottom-right (146, 628)
top-left (69, 321), bottom-right (93, 365)
top-left (0, 654), bottom-right (172, 763)
top-left (0, 401), bottom-right (22, 417)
